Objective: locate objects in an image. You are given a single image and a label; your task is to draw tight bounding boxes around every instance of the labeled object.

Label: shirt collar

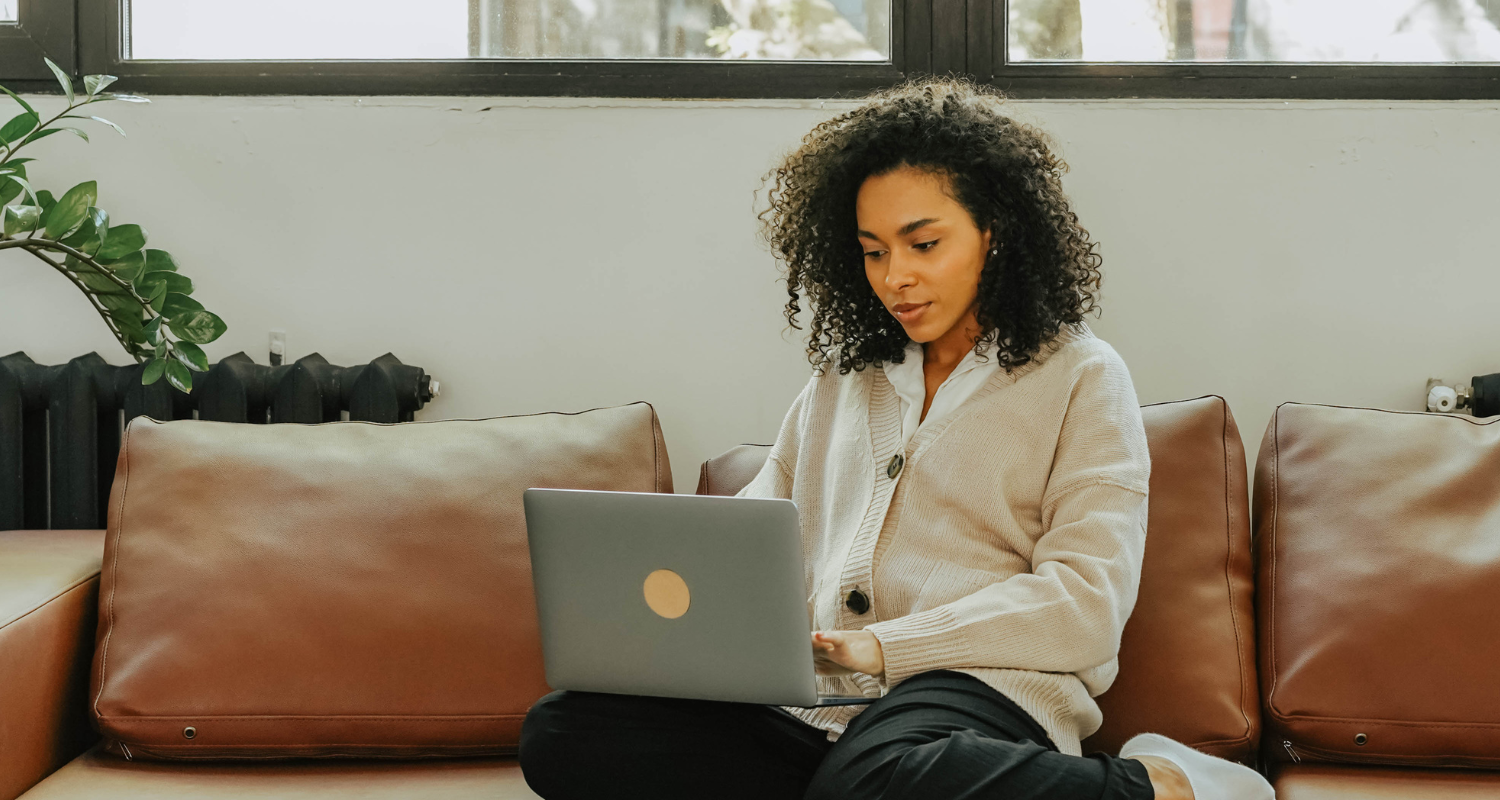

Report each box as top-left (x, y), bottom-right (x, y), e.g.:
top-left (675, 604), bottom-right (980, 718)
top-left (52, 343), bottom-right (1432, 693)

top-left (885, 338), bottom-right (991, 374)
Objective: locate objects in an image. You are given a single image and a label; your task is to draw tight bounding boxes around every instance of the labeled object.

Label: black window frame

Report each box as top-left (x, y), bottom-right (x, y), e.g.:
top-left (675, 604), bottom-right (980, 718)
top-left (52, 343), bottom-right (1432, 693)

top-left (2, 0), bottom-right (1500, 98)
top-left (68, 0), bottom-right (914, 98)
top-left (0, 0), bottom-right (75, 83)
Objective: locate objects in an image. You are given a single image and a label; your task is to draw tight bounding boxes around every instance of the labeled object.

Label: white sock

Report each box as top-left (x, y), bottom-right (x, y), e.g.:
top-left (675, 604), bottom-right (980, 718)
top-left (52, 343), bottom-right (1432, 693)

top-left (1118, 732), bottom-right (1275, 800)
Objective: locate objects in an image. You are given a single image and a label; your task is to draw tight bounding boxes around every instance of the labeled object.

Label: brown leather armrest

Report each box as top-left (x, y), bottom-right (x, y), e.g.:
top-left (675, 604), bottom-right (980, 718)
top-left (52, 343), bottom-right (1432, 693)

top-left (0, 530), bottom-right (105, 800)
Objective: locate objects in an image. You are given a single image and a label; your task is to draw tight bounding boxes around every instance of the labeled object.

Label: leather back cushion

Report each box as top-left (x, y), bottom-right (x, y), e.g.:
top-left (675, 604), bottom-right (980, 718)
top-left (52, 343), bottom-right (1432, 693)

top-left (91, 402), bottom-right (671, 761)
top-left (1254, 402), bottom-right (1500, 768)
top-left (697, 395), bottom-right (1259, 762)
top-left (1087, 396), bottom-right (1257, 762)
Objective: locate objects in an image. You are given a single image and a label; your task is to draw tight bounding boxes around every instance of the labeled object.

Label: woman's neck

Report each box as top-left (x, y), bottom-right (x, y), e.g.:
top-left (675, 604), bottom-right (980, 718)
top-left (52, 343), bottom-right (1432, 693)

top-left (921, 307), bottom-right (983, 372)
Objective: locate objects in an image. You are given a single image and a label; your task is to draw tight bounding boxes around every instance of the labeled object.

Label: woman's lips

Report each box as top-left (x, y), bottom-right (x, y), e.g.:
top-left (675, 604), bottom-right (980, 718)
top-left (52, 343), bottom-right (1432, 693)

top-left (893, 302), bottom-right (931, 324)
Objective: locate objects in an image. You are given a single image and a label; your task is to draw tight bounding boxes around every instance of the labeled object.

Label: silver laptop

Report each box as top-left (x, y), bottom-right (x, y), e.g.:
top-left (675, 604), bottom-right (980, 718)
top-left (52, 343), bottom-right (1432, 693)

top-left (523, 488), bottom-right (873, 707)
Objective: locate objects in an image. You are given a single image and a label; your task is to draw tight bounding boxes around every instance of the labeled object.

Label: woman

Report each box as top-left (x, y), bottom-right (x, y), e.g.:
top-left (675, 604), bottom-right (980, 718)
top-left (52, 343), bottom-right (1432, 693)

top-left (519, 76), bottom-right (1274, 800)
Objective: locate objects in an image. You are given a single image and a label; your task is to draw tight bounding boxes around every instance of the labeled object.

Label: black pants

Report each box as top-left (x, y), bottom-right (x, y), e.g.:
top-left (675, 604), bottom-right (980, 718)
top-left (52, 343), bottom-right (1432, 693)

top-left (518, 670), bottom-right (1155, 800)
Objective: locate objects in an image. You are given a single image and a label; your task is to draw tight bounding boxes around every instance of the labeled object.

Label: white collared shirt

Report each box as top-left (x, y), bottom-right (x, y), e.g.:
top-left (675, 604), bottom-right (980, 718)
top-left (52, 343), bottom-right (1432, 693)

top-left (880, 338), bottom-right (1002, 450)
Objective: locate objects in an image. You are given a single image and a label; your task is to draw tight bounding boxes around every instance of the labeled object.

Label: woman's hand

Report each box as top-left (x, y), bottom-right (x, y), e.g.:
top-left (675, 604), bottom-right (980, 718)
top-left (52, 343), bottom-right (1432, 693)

top-left (811, 630), bottom-right (886, 679)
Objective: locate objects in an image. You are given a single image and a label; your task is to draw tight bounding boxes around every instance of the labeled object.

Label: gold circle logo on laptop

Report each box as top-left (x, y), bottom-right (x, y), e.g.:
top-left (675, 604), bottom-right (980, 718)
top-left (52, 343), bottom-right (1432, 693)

top-left (643, 569), bottom-right (690, 619)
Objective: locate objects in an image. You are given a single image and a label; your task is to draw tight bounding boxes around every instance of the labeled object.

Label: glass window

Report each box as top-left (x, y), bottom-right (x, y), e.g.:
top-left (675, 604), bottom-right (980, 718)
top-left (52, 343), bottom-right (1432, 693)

top-left (125, 0), bottom-right (889, 61)
top-left (1, 1), bottom-right (15, 23)
top-left (1010, 0), bottom-right (1500, 62)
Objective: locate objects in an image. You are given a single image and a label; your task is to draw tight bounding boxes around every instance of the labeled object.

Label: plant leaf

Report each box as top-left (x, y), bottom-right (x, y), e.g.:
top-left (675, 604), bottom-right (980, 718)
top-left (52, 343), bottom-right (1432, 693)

top-left (141, 357), bottom-right (167, 385)
top-left (165, 359), bottom-right (192, 393)
top-left (136, 270), bottom-right (192, 298)
top-left (172, 341), bottom-right (209, 372)
top-left (98, 224), bottom-right (147, 261)
top-left (169, 310), bottom-right (227, 344)
top-left (42, 180), bottom-right (97, 240)
top-left (103, 250), bottom-right (145, 282)
top-left (60, 211), bottom-right (98, 247)
top-left (96, 292), bottom-right (142, 314)
top-left (2, 204), bottom-right (40, 236)
top-left (0, 85), bottom-right (35, 116)
top-left (55, 127), bottom-right (89, 143)
top-left (62, 207), bottom-right (109, 255)
top-left (35, 190), bottom-right (54, 214)
top-left (94, 93), bottom-right (150, 104)
top-left (63, 230), bottom-right (101, 254)
top-left (63, 114), bottom-right (126, 137)
top-left (0, 161), bottom-right (25, 205)
top-left (116, 314), bottom-right (147, 344)
top-left (144, 249), bottom-right (177, 272)
top-left (0, 174), bottom-right (35, 206)
top-left (45, 58), bottom-right (74, 105)
top-left (83, 207), bottom-right (108, 255)
top-left (84, 74), bottom-right (119, 97)
top-left (160, 292), bottom-right (202, 318)
top-left (75, 264), bottom-right (128, 294)
top-left (0, 174), bottom-right (30, 206)
top-left (0, 111), bottom-right (38, 145)
top-left (143, 315), bottom-right (162, 345)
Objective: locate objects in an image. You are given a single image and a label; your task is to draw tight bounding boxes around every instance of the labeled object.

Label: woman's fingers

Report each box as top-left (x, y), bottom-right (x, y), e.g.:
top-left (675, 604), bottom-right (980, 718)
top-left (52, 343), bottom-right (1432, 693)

top-left (810, 630), bottom-right (885, 678)
top-left (813, 632), bottom-right (846, 658)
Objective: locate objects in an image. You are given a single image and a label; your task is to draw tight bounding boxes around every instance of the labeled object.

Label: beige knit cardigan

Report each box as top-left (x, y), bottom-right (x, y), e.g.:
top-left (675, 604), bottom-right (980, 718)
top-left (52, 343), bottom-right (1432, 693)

top-left (735, 320), bottom-right (1152, 757)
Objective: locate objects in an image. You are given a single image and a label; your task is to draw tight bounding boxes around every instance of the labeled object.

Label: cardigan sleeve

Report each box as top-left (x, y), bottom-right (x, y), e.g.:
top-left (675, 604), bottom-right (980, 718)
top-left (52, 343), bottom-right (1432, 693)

top-left (864, 348), bottom-right (1152, 686)
top-left (734, 374), bottom-right (813, 501)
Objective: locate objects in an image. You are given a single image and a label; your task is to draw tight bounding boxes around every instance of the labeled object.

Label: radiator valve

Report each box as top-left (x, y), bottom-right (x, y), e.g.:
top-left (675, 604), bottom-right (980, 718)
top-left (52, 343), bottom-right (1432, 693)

top-left (1426, 374), bottom-right (1500, 417)
top-left (1427, 384), bottom-right (1460, 413)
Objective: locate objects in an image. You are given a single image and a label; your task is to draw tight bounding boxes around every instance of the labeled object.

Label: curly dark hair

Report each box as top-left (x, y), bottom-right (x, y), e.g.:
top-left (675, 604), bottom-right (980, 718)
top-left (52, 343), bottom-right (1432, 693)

top-left (756, 75), bottom-right (1104, 376)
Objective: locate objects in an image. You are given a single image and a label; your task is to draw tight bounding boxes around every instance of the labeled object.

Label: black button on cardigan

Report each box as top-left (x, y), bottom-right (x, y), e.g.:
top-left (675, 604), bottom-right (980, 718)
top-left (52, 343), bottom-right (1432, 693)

top-left (845, 588), bottom-right (871, 614)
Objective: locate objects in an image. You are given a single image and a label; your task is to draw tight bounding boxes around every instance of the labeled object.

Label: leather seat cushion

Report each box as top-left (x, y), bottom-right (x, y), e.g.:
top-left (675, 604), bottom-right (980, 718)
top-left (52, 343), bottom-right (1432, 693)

top-left (1272, 763), bottom-right (1500, 799)
top-left (17, 747), bottom-right (539, 799)
top-left (0, 530), bottom-right (106, 800)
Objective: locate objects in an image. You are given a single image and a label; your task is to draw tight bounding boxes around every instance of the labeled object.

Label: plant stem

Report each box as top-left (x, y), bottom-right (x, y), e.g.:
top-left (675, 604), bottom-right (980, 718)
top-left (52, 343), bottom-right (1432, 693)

top-left (20, 246), bottom-right (142, 361)
top-left (0, 237), bottom-right (157, 364)
top-left (1, 97), bottom-right (81, 164)
top-left (0, 237), bottom-right (133, 292)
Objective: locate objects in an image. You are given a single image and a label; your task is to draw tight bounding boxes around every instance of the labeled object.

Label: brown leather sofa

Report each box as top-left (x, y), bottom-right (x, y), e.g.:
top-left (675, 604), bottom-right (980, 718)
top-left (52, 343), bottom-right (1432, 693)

top-left (3, 395), bottom-right (1497, 798)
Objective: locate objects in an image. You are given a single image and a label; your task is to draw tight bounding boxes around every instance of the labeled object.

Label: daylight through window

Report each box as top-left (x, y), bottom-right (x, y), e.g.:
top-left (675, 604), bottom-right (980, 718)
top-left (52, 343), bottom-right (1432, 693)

top-left (125, 0), bottom-right (890, 62)
top-left (1009, 0), bottom-right (1500, 63)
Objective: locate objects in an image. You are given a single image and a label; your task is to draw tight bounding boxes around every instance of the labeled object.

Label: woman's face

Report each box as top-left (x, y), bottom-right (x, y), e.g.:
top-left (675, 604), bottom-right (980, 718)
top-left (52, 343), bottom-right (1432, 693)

top-left (857, 164), bottom-right (991, 349)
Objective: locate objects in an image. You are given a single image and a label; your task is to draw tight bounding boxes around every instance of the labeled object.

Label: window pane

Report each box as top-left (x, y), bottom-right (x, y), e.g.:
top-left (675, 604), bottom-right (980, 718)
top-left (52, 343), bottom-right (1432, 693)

top-left (1010, 0), bottom-right (1500, 62)
top-left (125, 0), bottom-right (888, 61)
top-left (1, 1), bottom-right (15, 23)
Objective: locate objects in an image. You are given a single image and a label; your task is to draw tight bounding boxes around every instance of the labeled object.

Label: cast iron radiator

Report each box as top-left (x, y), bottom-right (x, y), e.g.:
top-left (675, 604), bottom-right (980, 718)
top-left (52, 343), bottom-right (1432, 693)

top-left (0, 351), bottom-right (436, 531)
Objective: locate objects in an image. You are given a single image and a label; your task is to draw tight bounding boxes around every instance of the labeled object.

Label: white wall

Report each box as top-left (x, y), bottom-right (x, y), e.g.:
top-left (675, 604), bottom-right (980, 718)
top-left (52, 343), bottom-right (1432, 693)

top-left (4, 94), bottom-right (1497, 490)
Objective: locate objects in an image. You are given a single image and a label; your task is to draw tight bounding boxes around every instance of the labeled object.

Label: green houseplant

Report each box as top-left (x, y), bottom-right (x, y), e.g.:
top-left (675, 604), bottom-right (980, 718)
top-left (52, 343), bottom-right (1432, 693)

top-left (0, 59), bottom-right (226, 393)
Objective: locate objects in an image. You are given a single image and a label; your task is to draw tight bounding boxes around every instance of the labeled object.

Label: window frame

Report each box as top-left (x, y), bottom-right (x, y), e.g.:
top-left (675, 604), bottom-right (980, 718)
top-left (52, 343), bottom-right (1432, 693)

top-left (987, 4), bottom-right (1500, 100)
top-left (3, 0), bottom-right (1500, 99)
top-left (71, 0), bottom-right (915, 98)
top-left (0, 0), bottom-right (75, 83)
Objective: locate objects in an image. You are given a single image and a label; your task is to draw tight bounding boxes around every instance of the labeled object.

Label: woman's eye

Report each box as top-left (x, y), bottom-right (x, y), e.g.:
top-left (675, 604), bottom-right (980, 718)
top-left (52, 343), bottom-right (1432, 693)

top-left (864, 251), bottom-right (883, 259)
top-left (914, 240), bottom-right (938, 251)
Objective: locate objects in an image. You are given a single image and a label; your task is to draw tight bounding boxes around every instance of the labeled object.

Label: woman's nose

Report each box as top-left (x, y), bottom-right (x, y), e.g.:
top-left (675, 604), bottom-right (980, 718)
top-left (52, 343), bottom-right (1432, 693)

top-left (884, 256), bottom-right (917, 290)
